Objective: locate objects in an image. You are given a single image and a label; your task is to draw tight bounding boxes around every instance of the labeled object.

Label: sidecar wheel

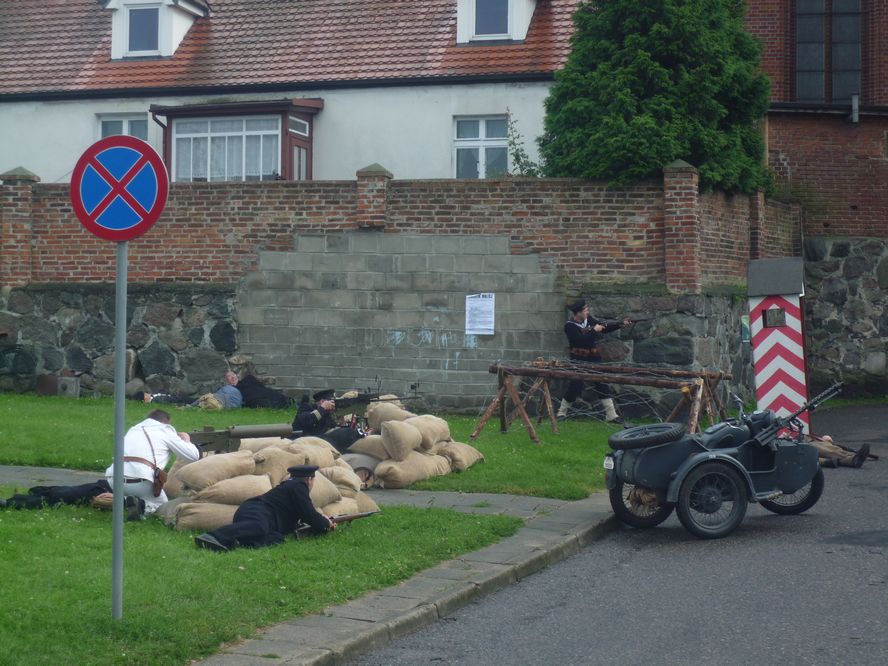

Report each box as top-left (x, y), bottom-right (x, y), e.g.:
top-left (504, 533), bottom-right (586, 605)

top-left (676, 462), bottom-right (747, 539)
top-left (609, 480), bottom-right (674, 528)
top-left (760, 468), bottom-right (824, 515)
top-left (608, 422), bottom-right (685, 450)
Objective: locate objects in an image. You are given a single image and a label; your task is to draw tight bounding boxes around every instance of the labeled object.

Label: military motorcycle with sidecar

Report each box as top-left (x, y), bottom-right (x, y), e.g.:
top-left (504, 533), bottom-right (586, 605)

top-left (603, 382), bottom-right (843, 539)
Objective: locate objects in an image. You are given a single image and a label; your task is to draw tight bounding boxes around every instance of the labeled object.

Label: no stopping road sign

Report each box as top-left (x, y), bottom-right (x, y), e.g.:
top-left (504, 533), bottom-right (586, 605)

top-left (69, 135), bottom-right (168, 241)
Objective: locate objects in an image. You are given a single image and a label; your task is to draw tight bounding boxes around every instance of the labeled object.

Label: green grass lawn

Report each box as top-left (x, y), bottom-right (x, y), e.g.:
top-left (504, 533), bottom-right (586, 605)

top-left (0, 393), bottom-right (615, 499)
top-left (0, 392), bottom-right (613, 664)
top-left (0, 493), bottom-right (520, 665)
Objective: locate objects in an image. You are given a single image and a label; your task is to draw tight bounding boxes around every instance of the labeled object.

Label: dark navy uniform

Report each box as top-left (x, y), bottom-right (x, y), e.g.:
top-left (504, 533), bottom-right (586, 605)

top-left (197, 467), bottom-right (330, 550)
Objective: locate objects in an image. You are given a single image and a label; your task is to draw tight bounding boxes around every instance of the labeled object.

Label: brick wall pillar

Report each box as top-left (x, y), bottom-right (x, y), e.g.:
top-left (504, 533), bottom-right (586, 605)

top-left (354, 163), bottom-right (392, 229)
top-left (749, 188), bottom-right (765, 259)
top-left (0, 167), bottom-right (39, 287)
top-left (663, 160), bottom-right (702, 294)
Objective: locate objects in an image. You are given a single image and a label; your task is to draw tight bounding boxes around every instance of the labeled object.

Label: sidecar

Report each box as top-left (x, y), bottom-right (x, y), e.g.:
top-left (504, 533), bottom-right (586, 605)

top-left (604, 421), bottom-right (824, 539)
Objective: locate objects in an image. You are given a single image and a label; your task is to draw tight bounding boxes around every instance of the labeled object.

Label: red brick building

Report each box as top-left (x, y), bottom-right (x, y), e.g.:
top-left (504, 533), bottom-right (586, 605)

top-left (747, 1), bottom-right (888, 237)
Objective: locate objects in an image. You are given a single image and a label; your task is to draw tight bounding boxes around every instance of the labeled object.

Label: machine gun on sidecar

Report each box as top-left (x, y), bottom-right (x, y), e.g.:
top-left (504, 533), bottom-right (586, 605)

top-left (603, 382), bottom-right (843, 539)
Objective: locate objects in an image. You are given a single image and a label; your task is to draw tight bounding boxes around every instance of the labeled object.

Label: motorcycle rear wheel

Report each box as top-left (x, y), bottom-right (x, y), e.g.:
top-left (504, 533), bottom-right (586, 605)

top-left (760, 468), bottom-right (824, 515)
top-left (608, 422), bottom-right (685, 450)
top-left (609, 479), bottom-right (674, 528)
top-left (676, 462), bottom-right (747, 539)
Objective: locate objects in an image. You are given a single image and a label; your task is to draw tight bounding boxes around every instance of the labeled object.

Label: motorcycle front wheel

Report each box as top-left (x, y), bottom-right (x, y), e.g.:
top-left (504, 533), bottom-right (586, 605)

top-left (609, 479), bottom-right (674, 528)
top-left (676, 462), bottom-right (747, 539)
top-left (760, 468), bottom-right (825, 515)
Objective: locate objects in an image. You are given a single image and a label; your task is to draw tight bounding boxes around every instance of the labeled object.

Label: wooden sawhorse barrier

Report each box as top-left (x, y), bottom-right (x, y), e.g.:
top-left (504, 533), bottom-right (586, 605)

top-left (470, 361), bottom-right (732, 445)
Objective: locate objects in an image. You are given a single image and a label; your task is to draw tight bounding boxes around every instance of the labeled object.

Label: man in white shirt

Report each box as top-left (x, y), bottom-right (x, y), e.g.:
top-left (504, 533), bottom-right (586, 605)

top-left (104, 409), bottom-right (201, 516)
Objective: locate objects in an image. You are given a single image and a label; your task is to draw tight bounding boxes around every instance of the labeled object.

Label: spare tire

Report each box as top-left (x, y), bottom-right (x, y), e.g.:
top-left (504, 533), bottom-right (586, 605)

top-left (608, 422), bottom-right (686, 450)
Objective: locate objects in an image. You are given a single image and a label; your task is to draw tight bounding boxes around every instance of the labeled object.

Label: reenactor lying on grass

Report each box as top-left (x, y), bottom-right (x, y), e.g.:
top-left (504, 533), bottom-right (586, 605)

top-left (194, 465), bottom-right (334, 552)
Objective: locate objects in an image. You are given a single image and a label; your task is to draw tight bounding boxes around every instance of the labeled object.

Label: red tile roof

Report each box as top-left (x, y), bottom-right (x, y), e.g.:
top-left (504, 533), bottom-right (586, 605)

top-left (0, 0), bottom-right (580, 98)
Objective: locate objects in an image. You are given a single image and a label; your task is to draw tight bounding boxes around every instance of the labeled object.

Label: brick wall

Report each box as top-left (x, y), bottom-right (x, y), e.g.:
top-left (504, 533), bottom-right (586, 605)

top-left (3, 167), bottom-right (793, 293)
top-left (767, 113), bottom-right (888, 237)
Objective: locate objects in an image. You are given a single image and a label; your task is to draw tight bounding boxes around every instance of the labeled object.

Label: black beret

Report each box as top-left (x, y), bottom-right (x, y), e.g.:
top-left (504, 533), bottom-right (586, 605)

top-left (287, 465), bottom-right (319, 478)
top-left (568, 299), bottom-right (587, 314)
top-left (313, 388), bottom-right (335, 401)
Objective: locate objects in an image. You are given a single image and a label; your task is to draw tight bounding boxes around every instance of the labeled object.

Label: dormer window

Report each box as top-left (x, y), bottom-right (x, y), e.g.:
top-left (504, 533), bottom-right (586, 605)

top-left (456, 0), bottom-right (536, 44)
top-left (475, 0), bottom-right (509, 38)
top-left (127, 4), bottom-right (160, 55)
top-left (104, 0), bottom-right (210, 60)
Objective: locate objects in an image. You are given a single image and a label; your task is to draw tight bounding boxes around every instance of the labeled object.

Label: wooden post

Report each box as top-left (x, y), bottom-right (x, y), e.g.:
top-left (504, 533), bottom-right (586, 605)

top-left (503, 375), bottom-right (540, 444)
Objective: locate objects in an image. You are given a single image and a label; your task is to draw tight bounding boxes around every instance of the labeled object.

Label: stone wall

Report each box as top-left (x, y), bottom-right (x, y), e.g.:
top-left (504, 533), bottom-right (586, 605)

top-left (803, 237), bottom-right (888, 395)
top-left (0, 284), bottom-right (239, 397)
top-left (0, 164), bottom-right (798, 406)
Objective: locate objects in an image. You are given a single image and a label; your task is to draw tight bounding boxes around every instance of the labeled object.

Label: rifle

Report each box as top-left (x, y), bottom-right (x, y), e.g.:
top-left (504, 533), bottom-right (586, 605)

top-left (293, 511), bottom-right (378, 538)
top-left (753, 381), bottom-right (843, 449)
top-left (189, 423), bottom-right (294, 454)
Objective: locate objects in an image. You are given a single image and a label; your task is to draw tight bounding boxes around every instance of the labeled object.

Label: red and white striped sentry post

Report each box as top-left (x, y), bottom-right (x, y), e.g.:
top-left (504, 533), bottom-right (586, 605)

top-left (749, 294), bottom-right (809, 431)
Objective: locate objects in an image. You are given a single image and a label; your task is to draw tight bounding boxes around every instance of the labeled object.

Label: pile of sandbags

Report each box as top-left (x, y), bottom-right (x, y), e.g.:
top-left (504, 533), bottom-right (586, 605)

top-left (157, 436), bottom-right (379, 532)
top-left (342, 407), bottom-right (484, 490)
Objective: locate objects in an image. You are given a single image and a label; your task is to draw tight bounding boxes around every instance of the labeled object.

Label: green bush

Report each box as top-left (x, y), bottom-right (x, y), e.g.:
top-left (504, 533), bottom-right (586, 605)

top-left (540, 0), bottom-right (770, 193)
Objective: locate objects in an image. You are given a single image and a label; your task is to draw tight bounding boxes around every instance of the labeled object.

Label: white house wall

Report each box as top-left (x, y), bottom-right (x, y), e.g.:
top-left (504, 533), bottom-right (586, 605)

top-left (0, 82), bottom-right (551, 183)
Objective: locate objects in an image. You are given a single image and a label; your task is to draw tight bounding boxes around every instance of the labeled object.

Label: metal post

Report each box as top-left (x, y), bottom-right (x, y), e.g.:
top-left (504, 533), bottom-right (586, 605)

top-left (111, 240), bottom-right (128, 619)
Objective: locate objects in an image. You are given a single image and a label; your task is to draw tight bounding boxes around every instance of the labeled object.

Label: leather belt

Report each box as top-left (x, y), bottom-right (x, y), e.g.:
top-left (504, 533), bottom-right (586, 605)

top-left (124, 478), bottom-right (147, 484)
top-left (569, 347), bottom-right (600, 357)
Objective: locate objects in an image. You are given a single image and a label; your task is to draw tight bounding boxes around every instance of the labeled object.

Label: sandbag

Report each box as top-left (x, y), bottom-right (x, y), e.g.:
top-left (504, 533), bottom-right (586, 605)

top-left (318, 465), bottom-right (363, 498)
top-left (174, 502), bottom-right (237, 531)
top-left (153, 496), bottom-right (191, 526)
top-left (381, 420), bottom-right (423, 462)
top-left (309, 472), bottom-right (342, 508)
top-left (438, 441), bottom-right (485, 472)
top-left (404, 415), bottom-right (450, 450)
top-left (253, 447), bottom-right (308, 486)
top-left (375, 451), bottom-right (451, 489)
top-left (366, 402), bottom-right (416, 431)
top-left (347, 434), bottom-right (387, 460)
top-left (287, 442), bottom-right (336, 469)
top-left (354, 491), bottom-right (380, 513)
top-left (333, 457), bottom-right (356, 471)
top-left (177, 450), bottom-right (256, 491)
top-left (320, 497), bottom-right (360, 517)
top-left (239, 436), bottom-right (293, 453)
top-left (292, 436), bottom-right (342, 459)
top-left (196, 393), bottom-right (223, 410)
top-left (193, 474), bottom-right (273, 505)
top-left (378, 394), bottom-right (405, 409)
top-left (163, 457), bottom-right (191, 499)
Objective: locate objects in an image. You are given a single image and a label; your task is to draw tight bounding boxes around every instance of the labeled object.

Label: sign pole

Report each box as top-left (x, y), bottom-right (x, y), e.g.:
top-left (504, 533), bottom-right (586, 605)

top-left (69, 135), bottom-right (168, 620)
top-left (111, 240), bottom-right (128, 620)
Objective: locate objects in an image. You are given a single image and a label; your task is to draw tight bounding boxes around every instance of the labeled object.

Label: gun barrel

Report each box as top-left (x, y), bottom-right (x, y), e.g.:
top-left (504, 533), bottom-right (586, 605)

top-left (228, 423), bottom-right (294, 439)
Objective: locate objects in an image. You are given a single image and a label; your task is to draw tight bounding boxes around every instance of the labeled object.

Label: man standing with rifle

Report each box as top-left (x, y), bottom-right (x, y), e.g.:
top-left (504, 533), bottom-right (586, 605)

top-left (558, 299), bottom-right (632, 421)
top-left (195, 465), bottom-right (334, 552)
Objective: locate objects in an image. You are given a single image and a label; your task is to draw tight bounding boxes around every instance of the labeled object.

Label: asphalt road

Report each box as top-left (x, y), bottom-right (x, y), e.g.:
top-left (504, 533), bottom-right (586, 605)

top-left (350, 405), bottom-right (887, 665)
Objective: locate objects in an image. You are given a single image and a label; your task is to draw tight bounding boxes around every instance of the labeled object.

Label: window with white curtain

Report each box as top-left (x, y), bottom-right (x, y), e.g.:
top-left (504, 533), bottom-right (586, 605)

top-left (173, 116), bottom-right (280, 182)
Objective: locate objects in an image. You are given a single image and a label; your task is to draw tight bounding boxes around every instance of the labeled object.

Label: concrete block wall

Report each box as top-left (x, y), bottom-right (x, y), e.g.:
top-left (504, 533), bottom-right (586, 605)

top-left (237, 233), bottom-right (564, 409)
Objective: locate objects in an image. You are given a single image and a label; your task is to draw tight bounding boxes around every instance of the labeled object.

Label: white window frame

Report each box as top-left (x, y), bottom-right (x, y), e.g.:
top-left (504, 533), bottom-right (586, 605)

top-left (453, 115), bottom-right (510, 179)
top-left (97, 114), bottom-right (150, 141)
top-left (171, 115), bottom-right (282, 183)
top-left (124, 1), bottom-right (162, 56)
top-left (472, 0), bottom-right (511, 40)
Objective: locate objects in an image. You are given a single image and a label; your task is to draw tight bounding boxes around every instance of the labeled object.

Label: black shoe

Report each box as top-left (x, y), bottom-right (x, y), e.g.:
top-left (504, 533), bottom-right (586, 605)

top-left (124, 496), bottom-right (145, 521)
top-left (851, 444), bottom-right (870, 468)
top-left (195, 534), bottom-right (229, 552)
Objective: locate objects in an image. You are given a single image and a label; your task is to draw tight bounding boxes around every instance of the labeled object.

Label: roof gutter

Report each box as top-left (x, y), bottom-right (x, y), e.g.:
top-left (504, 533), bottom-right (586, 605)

top-left (0, 72), bottom-right (556, 103)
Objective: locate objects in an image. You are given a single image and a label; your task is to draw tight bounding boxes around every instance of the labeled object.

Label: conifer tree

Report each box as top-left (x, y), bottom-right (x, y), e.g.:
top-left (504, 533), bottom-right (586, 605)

top-left (539, 0), bottom-right (770, 192)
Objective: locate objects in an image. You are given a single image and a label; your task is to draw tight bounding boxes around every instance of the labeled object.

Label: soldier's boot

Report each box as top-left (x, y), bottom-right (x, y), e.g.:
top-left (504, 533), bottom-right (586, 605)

top-left (850, 443), bottom-right (871, 468)
top-left (557, 399), bottom-right (572, 419)
top-left (601, 398), bottom-right (620, 423)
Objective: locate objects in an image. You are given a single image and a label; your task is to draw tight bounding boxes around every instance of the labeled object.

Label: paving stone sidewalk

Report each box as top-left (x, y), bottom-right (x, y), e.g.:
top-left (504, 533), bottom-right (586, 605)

top-left (0, 465), bottom-right (617, 665)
